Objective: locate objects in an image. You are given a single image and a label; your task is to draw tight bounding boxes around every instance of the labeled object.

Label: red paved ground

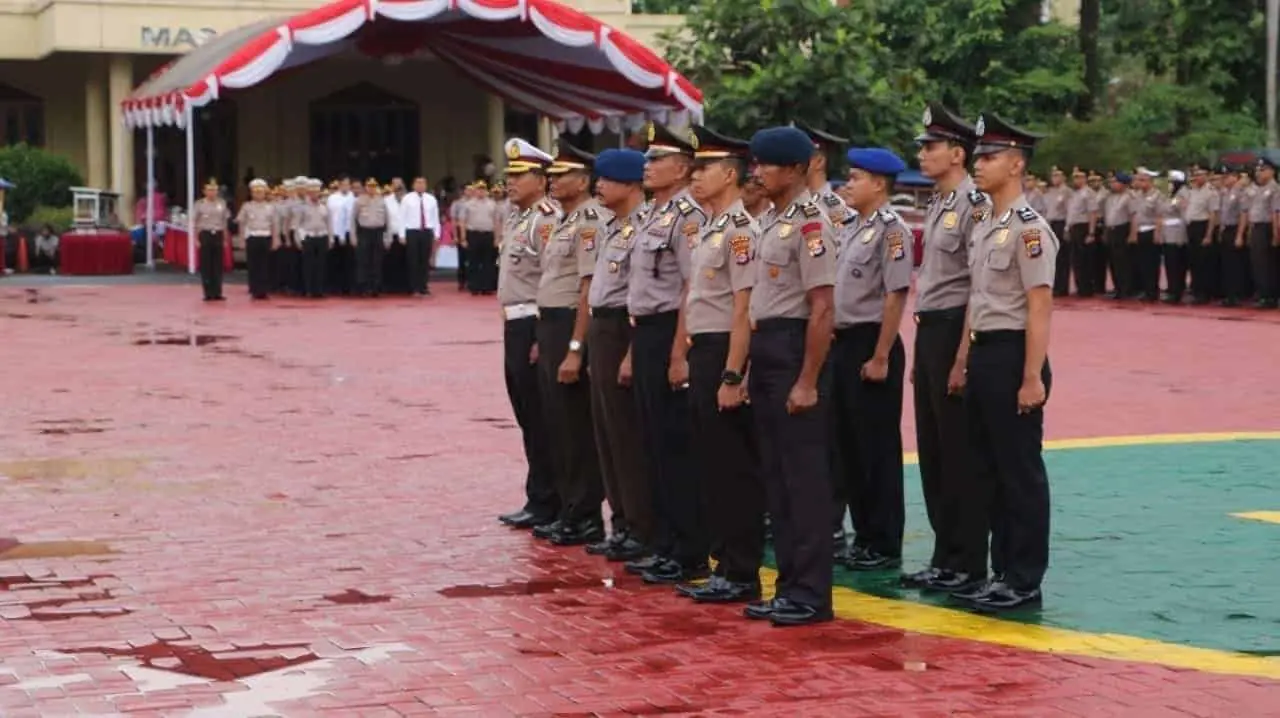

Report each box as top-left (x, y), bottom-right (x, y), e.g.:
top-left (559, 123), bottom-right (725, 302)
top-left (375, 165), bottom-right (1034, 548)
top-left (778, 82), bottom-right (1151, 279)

top-left (1, 284), bottom-right (1278, 717)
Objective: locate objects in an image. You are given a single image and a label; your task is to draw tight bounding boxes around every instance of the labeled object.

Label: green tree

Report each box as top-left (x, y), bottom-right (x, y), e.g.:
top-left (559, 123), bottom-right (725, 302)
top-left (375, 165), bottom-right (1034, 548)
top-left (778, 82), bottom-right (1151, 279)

top-left (631, 0), bottom-right (695, 13)
top-left (0, 144), bottom-right (82, 224)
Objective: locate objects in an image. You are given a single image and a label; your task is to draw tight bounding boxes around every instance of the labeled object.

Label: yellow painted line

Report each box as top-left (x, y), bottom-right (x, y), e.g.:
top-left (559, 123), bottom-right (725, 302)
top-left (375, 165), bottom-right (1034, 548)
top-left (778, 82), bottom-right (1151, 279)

top-left (825, 431), bottom-right (1280, 679)
top-left (1232, 511), bottom-right (1280, 525)
top-left (758, 568), bottom-right (1280, 680)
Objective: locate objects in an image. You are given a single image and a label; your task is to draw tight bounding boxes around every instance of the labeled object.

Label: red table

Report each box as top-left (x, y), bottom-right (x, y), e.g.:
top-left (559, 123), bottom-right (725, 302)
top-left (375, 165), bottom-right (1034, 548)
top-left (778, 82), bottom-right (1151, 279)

top-left (164, 227), bottom-right (232, 270)
top-left (59, 231), bottom-right (134, 276)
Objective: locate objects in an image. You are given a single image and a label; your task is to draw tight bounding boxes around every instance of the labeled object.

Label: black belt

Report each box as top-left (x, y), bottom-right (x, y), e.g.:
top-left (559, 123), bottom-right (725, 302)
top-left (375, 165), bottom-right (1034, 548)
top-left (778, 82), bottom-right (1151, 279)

top-left (589, 305), bottom-right (628, 319)
top-left (835, 322), bottom-right (880, 339)
top-left (914, 306), bottom-right (966, 326)
top-left (754, 317), bottom-right (807, 332)
top-left (970, 329), bottom-right (1025, 346)
top-left (247, 233), bottom-right (271, 238)
top-left (632, 309), bottom-right (678, 327)
top-left (198, 229), bottom-right (221, 235)
top-left (538, 306), bottom-right (576, 320)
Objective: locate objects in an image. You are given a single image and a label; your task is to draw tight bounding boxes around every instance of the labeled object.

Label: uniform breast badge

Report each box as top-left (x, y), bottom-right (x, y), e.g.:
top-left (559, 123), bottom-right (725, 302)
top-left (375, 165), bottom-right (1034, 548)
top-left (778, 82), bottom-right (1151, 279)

top-left (943, 211), bottom-right (958, 229)
top-left (778, 224), bottom-right (793, 239)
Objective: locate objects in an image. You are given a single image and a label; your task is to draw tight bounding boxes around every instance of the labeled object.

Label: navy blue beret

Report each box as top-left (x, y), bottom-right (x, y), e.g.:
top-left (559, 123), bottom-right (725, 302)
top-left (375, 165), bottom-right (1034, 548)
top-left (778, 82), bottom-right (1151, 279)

top-left (1113, 172), bottom-right (1133, 184)
top-left (847, 147), bottom-right (907, 176)
top-left (595, 149), bottom-right (646, 183)
top-left (749, 127), bottom-right (814, 166)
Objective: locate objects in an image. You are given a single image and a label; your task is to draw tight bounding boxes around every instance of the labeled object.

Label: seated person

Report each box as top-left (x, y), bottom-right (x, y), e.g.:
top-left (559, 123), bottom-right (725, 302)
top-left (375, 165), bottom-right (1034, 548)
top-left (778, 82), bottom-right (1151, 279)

top-left (31, 224), bottom-right (59, 273)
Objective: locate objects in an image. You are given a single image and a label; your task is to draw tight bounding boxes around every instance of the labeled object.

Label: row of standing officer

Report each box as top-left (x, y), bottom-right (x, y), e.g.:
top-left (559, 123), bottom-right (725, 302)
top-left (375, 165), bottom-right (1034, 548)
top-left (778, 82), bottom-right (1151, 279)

top-left (494, 108), bottom-right (1056, 624)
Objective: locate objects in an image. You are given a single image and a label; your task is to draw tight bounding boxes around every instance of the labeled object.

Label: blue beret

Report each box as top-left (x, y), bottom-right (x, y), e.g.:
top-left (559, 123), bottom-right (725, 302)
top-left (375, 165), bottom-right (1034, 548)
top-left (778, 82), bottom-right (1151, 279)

top-left (595, 149), bottom-right (646, 183)
top-left (749, 127), bottom-right (814, 166)
top-left (847, 147), bottom-right (907, 176)
top-left (1113, 172), bottom-right (1133, 184)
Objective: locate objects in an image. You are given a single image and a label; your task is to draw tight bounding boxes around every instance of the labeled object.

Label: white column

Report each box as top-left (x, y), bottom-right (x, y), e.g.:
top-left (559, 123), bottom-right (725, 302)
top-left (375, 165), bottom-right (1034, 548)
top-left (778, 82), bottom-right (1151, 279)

top-left (487, 93), bottom-right (504, 169)
top-left (536, 115), bottom-right (553, 153)
top-left (108, 55), bottom-right (135, 224)
top-left (84, 63), bottom-right (108, 189)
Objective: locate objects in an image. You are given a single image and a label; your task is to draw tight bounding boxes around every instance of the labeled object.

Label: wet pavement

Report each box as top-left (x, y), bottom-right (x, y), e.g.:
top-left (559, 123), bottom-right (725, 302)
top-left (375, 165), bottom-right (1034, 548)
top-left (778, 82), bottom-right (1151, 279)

top-left (2, 283), bottom-right (1280, 716)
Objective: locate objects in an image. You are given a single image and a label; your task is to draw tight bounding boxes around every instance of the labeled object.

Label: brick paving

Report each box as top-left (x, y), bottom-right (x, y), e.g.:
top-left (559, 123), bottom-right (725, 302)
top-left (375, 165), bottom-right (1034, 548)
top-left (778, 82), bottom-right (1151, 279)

top-left (1, 284), bottom-right (1278, 717)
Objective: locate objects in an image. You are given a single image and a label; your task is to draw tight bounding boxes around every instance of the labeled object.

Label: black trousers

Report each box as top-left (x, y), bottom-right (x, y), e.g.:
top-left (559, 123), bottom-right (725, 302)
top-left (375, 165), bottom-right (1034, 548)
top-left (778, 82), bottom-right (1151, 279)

top-left (405, 229), bottom-right (434, 294)
top-left (1105, 223), bottom-right (1132, 297)
top-left (301, 236), bottom-right (328, 298)
top-left (1220, 226), bottom-right (1251, 301)
top-left (536, 307), bottom-right (604, 525)
top-left (275, 240), bottom-right (301, 293)
top-left (456, 241), bottom-right (469, 289)
top-left (1163, 243), bottom-right (1188, 300)
top-left (1067, 224), bottom-right (1094, 296)
top-left (966, 331), bottom-right (1051, 591)
top-left (1050, 220), bottom-right (1070, 296)
top-left (504, 315), bottom-right (558, 519)
top-left (832, 323), bottom-right (905, 558)
top-left (1135, 229), bottom-right (1160, 300)
top-left (356, 226), bottom-right (386, 295)
top-left (690, 332), bottom-right (764, 583)
top-left (1250, 223), bottom-right (1277, 301)
top-left (749, 318), bottom-right (833, 610)
top-left (632, 310), bottom-right (704, 565)
top-left (246, 235), bottom-right (272, 298)
top-left (1187, 220), bottom-right (1215, 300)
top-left (1093, 221), bottom-right (1109, 295)
top-left (587, 308), bottom-right (652, 540)
top-left (466, 231), bottom-right (498, 293)
top-left (912, 308), bottom-right (985, 575)
top-left (198, 231), bottom-right (224, 300)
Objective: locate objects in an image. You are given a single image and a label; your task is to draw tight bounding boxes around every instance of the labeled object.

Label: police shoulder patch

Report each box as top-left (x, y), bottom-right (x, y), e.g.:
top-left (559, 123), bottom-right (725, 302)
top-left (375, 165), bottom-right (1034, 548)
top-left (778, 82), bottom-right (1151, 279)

top-left (1017, 206), bottom-right (1039, 222)
top-left (967, 189), bottom-right (987, 206)
top-left (732, 212), bottom-right (750, 227)
top-left (822, 192), bottom-right (841, 207)
top-left (800, 202), bottom-right (821, 219)
top-left (676, 198), bottom-right (696, 216)
top-left (1021, 228), bottom-right (1043, 258)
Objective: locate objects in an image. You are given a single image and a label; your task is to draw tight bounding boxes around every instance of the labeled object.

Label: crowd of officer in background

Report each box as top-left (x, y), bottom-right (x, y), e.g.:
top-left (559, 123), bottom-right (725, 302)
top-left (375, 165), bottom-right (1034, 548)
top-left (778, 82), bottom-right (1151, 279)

top-left (492, 105), bottom-right (1059, 627)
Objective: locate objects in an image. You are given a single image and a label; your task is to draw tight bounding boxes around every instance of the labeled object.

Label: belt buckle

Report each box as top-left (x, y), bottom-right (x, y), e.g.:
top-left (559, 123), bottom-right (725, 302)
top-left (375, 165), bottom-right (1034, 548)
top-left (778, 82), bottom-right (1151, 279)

top-left (629, 315), bottom-right (637, 328)
top-left (913, 313), bottom-right (921, 325)
top-left (969, 330), bottom-right (977, 343)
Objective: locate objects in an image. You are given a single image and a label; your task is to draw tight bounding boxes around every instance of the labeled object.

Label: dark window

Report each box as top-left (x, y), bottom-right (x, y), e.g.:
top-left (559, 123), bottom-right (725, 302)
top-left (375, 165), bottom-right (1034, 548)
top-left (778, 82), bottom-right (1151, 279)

top-left (0, 83), bottom-right (44, 147)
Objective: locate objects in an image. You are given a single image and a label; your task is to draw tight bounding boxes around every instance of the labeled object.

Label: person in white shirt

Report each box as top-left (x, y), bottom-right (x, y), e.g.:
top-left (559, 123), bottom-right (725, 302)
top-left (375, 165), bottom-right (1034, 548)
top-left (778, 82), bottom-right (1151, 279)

top-left (326, 176), bottom-right (357, 295)
top-left (32, 224), bottom-right (59, 274)
top-left (383, 181), bottom-right (403, 248)
top-left (399, 176), bottom-right (441, 295)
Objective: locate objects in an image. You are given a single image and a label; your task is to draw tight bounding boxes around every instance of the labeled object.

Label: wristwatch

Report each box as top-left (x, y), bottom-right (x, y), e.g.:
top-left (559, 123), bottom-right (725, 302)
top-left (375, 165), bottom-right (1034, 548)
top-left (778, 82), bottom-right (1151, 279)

top-left (568, 339), bottom-right (583, 353)
top-left (721, 369), bottom-right (744, 385)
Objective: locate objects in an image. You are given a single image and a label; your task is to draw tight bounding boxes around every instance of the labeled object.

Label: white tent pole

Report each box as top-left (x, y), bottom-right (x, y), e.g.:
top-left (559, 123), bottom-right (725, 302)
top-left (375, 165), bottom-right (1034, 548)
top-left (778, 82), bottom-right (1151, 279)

top-left (185, 104), bottom-right (196, 275)
top-left (145, 123), bottom-right (155, 270)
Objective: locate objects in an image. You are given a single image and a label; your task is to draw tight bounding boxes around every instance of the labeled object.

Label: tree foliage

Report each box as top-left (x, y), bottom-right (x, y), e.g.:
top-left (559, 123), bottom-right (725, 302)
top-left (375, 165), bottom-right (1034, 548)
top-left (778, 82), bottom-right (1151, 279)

top-left (0, 144), bottom-right (82, 224)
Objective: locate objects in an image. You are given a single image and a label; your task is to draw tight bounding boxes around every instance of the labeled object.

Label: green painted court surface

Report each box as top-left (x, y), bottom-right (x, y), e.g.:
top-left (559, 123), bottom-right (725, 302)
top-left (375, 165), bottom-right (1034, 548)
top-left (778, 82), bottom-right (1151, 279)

top-left (823, 439), bottom-right (1280, 655)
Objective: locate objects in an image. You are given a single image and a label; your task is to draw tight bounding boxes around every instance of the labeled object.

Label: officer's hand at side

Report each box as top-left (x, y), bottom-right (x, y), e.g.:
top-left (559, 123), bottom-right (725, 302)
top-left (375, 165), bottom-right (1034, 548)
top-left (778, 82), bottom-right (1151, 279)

top-left (1235, 235), bottom-right (1245, 249)
top-left (785, 383), bottom-right (818, 414)
top-left (860, 356), bottom-right (889, 383)
top-left (947, 362), bottom-right (967, 396)
top-left (558, 353), bottom-right (582, 384)
top-left (717, 383), bottom-right (746, 411)
top-left (618, 353), bottom-right (633, 387)
top-left (668, 355), bottom-right (690, 391)
top-left (1017, 375), bottom-right (1047, 414)
top-left (529, 342), bottom-right (539, 366)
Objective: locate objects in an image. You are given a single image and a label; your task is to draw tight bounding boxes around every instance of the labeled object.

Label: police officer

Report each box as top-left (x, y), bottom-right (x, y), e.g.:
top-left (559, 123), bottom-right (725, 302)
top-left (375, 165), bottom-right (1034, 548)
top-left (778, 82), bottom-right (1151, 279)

top-left (353, 177), bottom-right (389, 297)
top-left (904, 104), bottom-right (987, 592)
top-left (1218, 167), bottom-right (1249, 306)
top-left (464, 182), bottom-right (501, 295)
top-left (495, 139), bottom-right (562, 533)
top-left (277, 177), bottom-right (305, 295)
top-left (1043, 167), bottom-right (1070, 297)
top-left (1102, 172), bottom-right (1137, 299)
top-left (1089, 170), bottom-right (1110, 293)
top-left (1182, 166), bottom-right (1220, 304)
top-left (624, 123), bottom-right (709, 584)
top-left (833, 147), bottom-right (913, 573)
top-left (1065, 169), bottom-right (1098, 297)
top-left (536, 142), bottom-right (607, 546)
top-left (675, 125), bottom-right (765, 604)
top-left (742, 126), bottom-right (837, 626)
top-left (954, 114), bottom-right (1056, 611)
top-left (586, 149), bottom-right (653, 562)
top-left (297, 178), bottom-right (332, 299)
top-left (1130, 169), bottom-right (1164, 302)
top-left (192, 178), bottom-right (230, 302)
top-left (1246, 157), bottom-right (1278, 309)
top-left (237, 178), bottom-right (277, 300)
top-left (1163, 170), bottom-right (1191, 303)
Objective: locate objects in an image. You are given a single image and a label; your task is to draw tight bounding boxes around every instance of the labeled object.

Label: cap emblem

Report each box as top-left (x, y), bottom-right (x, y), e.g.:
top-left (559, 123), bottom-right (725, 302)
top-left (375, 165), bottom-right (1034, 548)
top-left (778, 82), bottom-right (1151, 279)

top-left (975, 115), bottom-right (986, 138)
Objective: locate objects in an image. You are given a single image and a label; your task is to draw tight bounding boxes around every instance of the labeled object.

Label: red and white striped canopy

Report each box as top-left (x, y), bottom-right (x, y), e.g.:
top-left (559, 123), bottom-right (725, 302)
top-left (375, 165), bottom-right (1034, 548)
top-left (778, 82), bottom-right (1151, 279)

top-left (121, 0), bottom-right (703, 135)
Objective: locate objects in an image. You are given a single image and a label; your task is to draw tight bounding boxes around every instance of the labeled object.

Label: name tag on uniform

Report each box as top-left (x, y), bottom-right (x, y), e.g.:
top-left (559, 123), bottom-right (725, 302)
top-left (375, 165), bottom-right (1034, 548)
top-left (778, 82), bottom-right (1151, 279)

top-left (502, 303), bottom-right (539, 321)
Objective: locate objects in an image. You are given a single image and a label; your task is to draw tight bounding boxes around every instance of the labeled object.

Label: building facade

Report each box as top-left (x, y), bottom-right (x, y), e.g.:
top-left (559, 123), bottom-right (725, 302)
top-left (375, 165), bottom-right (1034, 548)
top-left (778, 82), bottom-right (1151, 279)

top-left (0, 0), bottom-right (681, 222)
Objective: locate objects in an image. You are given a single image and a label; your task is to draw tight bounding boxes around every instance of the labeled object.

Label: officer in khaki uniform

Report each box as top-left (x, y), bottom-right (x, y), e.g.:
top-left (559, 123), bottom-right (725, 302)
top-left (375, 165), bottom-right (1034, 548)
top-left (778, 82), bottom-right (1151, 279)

top-left (353, 177), bottom-right (389, 296)
top-left (904, 104), bottom-right (988, 593)
top-left (1245, 157), bottom-right (1279, 308)
top-left (1218, 167), bottom-right (1249, 306)
top-left (495, 138), bottom-right (563, 534)
top-left (192, 178), bottom-right (230, 301)
top-left (743, 126), bottom-right (838, 627)
top-left (1101, 172), bottom-right (1137, 299)
top-left (278, 177), bottom-right (306, 294)
top-left (1129, 169), bottom-right (1164, 301)
top-left (585, 149), bottom-right (653, 562)
top-left (1065, 169), bottom-right (1099, 297)
top-left (463, 182), bottom-right (501, 295)
top-left (1042, 167), bottom-right (1070, 296)
top-left (297, 178), bottom-right (333, 299)
top-left (236, 178), bottom-right (277, 300)
top-left (674, 125), bottom-right (765, 604)
top-left (833, 147), bottom-right (913, 574)
top-left (535, 142), bottom-right (607, 547)
top-left (624, 123), bottom-right (709, 585)
top-left (1181, 166), bottom-right (1220, 304)
top-left (955, 114), bottom-right (1057, 612)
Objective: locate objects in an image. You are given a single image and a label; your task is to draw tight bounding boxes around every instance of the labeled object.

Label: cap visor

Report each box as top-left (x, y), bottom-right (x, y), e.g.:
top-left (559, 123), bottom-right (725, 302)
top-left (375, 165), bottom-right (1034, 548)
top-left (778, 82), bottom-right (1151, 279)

top-left (914, 131), bottom-right (948, 143)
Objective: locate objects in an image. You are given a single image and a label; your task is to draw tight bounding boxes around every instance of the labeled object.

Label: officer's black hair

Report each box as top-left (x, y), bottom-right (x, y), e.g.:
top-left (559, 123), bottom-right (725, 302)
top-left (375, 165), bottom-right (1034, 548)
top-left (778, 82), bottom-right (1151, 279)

top-left (947, 139), bottom-right (974, 164)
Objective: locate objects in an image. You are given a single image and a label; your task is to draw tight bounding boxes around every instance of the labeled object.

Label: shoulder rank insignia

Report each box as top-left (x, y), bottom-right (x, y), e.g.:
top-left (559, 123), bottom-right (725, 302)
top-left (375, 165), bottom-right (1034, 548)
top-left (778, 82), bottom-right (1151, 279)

top-left (676, 198), bottom-right (696, 216)
top-left (584, 207), bottom-right (599, 221)
top-left (997, 209), bottom-right (1013, 226)
top-left (1021, 228), bottom-right (1043, 258)
top-left (878, 207), bottom-right (899, 224)
top-left (822, 193), bottom-right (841, 207)
top-left (566, 210), bottom-right (580, 224)
top-left (967, 189), bottom-right (987, 206)
top-left (715, 214), bottom-right (729, 229)
top-left (732, 212), bottom-right (750, 227)
top-left (1016, 206), bottom-right (1039, 222)
top-left (800, 202), bottom-right (821, 219)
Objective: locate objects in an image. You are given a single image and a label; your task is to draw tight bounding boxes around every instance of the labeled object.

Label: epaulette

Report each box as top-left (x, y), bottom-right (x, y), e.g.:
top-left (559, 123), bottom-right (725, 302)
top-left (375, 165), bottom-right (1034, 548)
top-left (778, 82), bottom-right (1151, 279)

top-left (676, 198), bottom-right (696, 216)
top-left (967, 189), bottom-right (987, 206)
top-left (878, 207), bottom-right (901, 224)
top-left (584, 207), bottom-right (599, 221)
top-left (732, 212), bottom-right (750, 227)
top-left (537, 201), bottom-right (556, 216)
top-left (822, 193), bottom-right (841, 207)
top-left (714, 214), bottom-right (729, 229)
top-left (840, 212), bottom-right (859, 226)
top-left (800, 202), bottom-right (821, 218)
top-left (1017, 206), bottom-right (1039, 222)
top-left (566, 210), bottom-right (580, 224)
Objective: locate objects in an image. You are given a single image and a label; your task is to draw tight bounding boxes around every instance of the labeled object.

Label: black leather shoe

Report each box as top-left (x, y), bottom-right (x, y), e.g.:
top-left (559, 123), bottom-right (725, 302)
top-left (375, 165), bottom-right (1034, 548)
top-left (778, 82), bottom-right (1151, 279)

top-left (922, 570), bottom-right (985, 594)
top-left (585, 531), bottom-right (627, 555)
top-left (899, 566), bottom-right (941, 588)
top-left (949, 577), bottom-right (1001, 603)
top-left (845, 549), bottom-right (901, 571)
top-left (744, 597), bottom-right (788, 621)
top-left (550, 520), bottom-right (605, 547)
top-left (604, 537), bottom-right (647, 562)
top-left (624, 555), bottom-right (663, 575)
top-left (770, 601), bottom-right (834, 627)
top-left (532, 520), bottom-right (564, 540)
top-left (690, 578), bottom-right (762, 604)
top-left (641, 559), bottom-right (709, 585)
top-left (675, 575), bottom-right (717, 598)
top-left (498, 509), bottom-right (531, 526)
top-left (965, 584), bottom-right (1042, 612)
